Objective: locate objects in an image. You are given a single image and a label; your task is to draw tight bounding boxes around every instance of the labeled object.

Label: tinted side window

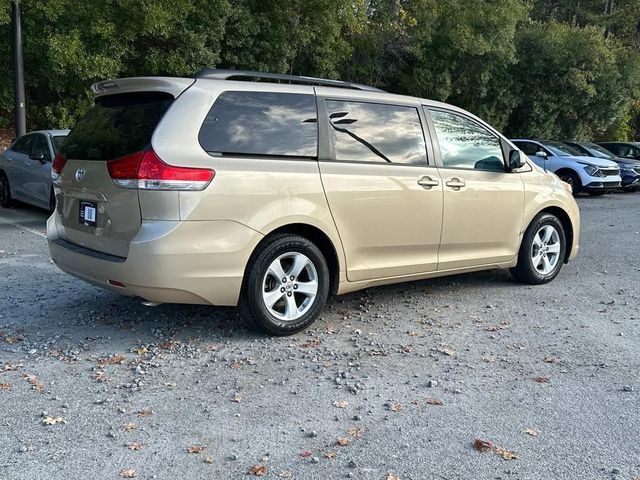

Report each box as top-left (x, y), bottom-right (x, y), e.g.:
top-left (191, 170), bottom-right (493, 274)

top-left (199, 92), bottom-right (318, 157)
top-left (514, 141), bottom-right (539, 156)
top-left (326, 100), bottom-right (427, 165)
top-left (62, 92), bottom-right (174, 161)
top-left (430, 110), bottom-right (504, 171)
top-left (11, 134), bottom-right (35, 154)
top-left (31, 134), bottom-right (51, 162)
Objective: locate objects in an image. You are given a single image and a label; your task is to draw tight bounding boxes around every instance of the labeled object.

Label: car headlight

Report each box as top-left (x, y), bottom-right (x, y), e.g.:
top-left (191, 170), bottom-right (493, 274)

top-left (583, 165), bottom-right (602, 177)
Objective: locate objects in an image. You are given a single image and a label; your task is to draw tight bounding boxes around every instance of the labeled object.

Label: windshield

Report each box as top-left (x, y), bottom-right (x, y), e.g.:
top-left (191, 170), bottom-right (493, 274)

top-left (582, 143), bottom-right (616, 159)
top-left (51, 136), bottom-right (66, 154)
top-left (544, 141), bottom-right (582, 157)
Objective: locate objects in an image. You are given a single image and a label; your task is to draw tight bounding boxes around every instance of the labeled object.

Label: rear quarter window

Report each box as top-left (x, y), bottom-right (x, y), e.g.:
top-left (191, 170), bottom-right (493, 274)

top-left (62, 92), bottom-right (174, 161)
top-left (198, 91), bottom-right (318, 158)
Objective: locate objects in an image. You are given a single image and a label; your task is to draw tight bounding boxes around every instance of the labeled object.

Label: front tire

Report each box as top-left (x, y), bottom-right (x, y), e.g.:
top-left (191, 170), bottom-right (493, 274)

top-left (239, 234), bottom-right (330, 336)
top-left (0, 173), bottom-right (13, 208)
top-left (557, 171), bottom-right (581, 196)
top-left (510, 213), bottom-right (567, 285)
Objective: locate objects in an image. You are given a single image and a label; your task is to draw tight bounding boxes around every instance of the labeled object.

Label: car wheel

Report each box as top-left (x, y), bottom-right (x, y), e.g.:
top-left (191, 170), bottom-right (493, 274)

top-left (557, 171), bottom-right (581, 196)
top-left (510, 213), bottom-right (567, 285)
top-left (239, 234), bottom-right (330, 336)
top-left (0, 172), bottom-right (13, 208)
top-left (588, 191), bottom-right (606, 196)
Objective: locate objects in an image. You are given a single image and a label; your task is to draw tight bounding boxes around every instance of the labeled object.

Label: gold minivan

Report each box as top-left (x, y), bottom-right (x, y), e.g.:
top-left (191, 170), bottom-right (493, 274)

top-left (48, 70), bottom-right (580, 335)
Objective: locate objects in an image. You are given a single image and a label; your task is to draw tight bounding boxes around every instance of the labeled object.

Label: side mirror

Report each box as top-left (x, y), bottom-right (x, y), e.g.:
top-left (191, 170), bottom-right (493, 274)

top-left (508, 150), bottom-right (526, 170)
top-left (29, 152), bottom-right (46, 162)
top-left (535, 151), bottom-right (548, 159)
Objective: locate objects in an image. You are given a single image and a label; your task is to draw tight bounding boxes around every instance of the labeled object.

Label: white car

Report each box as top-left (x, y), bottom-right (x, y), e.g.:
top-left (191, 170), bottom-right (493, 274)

top-left (512, 139), bottom-right (621, 196)
top-left (0, 130), bottom-right (69, 211)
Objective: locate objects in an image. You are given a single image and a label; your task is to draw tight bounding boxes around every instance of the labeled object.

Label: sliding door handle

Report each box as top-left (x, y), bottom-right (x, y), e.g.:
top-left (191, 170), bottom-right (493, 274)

top-left (417, 176), bottom-right (440, 189)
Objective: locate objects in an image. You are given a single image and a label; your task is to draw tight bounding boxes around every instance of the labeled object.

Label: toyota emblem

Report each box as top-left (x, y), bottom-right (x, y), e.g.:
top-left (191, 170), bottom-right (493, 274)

top-left (75, 168), bottom-right (86, 182)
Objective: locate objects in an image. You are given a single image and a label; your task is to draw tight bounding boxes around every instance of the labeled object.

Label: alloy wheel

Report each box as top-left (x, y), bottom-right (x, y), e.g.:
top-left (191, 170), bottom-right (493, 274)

top-left (261, 252), bottom-right (319, 321)
top-left (531, 225), bottom-right (561, 275)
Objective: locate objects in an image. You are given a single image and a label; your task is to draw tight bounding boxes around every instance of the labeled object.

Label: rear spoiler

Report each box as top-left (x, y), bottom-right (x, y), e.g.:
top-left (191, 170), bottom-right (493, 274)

top-left (90, 77), bottom-right (195, 98)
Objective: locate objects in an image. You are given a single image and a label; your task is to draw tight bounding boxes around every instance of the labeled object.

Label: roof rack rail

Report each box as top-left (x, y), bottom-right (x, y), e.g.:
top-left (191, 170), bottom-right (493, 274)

top-left (193, 69), bottom-right (385, 92)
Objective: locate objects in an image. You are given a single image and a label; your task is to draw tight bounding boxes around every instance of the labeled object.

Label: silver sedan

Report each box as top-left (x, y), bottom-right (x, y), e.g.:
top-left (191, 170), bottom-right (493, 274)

top-left (0, 129), bottom-right (69, 211)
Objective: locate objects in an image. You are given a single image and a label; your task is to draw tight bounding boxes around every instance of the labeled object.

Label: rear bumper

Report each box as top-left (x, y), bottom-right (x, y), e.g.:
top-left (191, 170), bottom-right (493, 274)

top-left (47, 215), bottom-right (263, 306)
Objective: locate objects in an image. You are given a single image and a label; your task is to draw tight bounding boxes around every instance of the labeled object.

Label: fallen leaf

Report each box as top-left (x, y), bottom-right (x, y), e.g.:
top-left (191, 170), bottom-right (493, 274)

top-left (473, 438), bottom-right (493, 452)
top-left (300, 450), bottom-right (312, 458)
top-left (159, 340), bottom-right (175, 350)
top-left (3, 363), bottom-right (20, 371)
top-left (22, 373), bottom-right (45, 392)
top-left (136, 346), bottom-right (149, 355)
top-left (0, 382), bottom-right (12, 390)
top-left (248, 464), bottom-right (268, 476)
top-left (127, 442), bottom-right (145, 451)
top-left (325, 323), bottom-right (336, 334)
top-left (324, 450), bottom-right (336, 459)
top-left (4, 335), bottom-right (23, 344)
top-left (137, 409), bottom-right (153, 417)
top-left (437, 346), bottom-right (456, 356)
top-left (386, 475), bottom-right (401, 480)
top-left (278, 471), bottom-right (292, 478)
top-left (204, 456), bottom-right (214, 464)
top-left (120, 469), bottom-right (138, 478)
top-left (388, 402), bottom-right (402, 412)
top-left (522, 428), bottom-right (540, 437)
top-left (123, 422), bottom-right (137, 432)
top-left (426, 397), bottom-right (443, 406)
top-left (494, 447), bottom-right (518, 460)
top-left (299, 338), bottom-right (321, 349)
top-left (347, 426), bottom-right (365, 438)
top-left (96, 354), bottom-right (126, 366)
top-left (533, 376), bottom-right (550, 384)
top-left (95, 371), bottom-right (109, 383)
top-left (336, 437), bottom-right (350, 446)
top-left (186, 445), bottom-right (206, 454)
top-left (543, 356), bottom-right (556, 363)
top-left (233, 393), bottom-right (242, 403)
top-left (482, 355), bottom-right (495, 363)
top-left (333, 400), bottom-right (349, 409)
top-left (42, 416), bottom-right (66, 426)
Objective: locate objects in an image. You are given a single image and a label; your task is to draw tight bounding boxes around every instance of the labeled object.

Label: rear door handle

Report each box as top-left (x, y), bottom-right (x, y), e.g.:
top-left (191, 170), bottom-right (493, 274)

top-left (445, 177), bottom-right (466, 190)
top-left (417, 175), bottom-right (440, 189)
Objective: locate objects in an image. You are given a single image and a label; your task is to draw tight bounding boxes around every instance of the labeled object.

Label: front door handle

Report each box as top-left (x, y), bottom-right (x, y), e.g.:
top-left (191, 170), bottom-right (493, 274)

top-left (417, 175), bottom-right (439, 189)
top-left (445, 177), bottom-right (466, 190)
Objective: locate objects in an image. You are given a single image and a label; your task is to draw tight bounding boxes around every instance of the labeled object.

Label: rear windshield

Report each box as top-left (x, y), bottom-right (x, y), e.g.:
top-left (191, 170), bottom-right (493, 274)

top-left (61, 92), bottom-right (173, 160)
top-left (51, 136), bottom-right (66, 154)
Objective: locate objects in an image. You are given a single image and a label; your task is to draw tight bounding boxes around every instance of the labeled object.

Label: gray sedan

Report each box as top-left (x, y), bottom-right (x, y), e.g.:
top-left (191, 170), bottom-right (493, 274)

top-left (0, 129), bottom-right (69, 211)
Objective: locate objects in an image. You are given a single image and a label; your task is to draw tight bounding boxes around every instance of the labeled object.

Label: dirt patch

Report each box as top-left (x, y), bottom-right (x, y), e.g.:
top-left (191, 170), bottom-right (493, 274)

top-left (0, 128), bottom-right (13, 151)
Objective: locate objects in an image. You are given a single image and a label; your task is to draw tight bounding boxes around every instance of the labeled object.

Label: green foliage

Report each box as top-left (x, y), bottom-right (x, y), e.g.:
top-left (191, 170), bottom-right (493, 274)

top-left (0, 0), bottom-right (639, 139)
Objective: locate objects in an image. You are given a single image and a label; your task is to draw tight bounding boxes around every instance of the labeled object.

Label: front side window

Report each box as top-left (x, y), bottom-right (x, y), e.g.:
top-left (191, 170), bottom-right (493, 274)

top-left (199, 92), bottom-right (318, 158)
top-left (514, 141), bottom-right (542, 157)
top-left (326, 100), bottom-right (427, 165)
top-left (31, 134), bottom-right (51, 162)
top-left (430, 109), bottom-right (505, 171)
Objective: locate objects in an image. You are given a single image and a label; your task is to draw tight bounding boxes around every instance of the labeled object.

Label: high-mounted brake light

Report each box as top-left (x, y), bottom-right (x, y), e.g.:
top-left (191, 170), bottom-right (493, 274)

top-left (51, 153), bottom-right (68, 181)
top-left (107, 150), bottom-right (215, 191)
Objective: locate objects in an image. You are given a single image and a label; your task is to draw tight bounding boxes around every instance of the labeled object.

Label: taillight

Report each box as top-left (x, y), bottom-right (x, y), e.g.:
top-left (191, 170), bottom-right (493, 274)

top-left (51, 153), bottom-right (67, 181)
top-left (107, 150), bottom-right (215, 191)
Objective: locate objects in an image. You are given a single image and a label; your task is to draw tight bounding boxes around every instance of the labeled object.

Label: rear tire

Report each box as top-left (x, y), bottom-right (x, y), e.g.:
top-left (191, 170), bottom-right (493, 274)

top-left (0, 172), bottom-right (13, 208)
top-left (510, 213), bottom-right (567, 285)
top-left (557, 171), bottom-right (581, 196)
top-left (239, 234), bottom-right (330, 336)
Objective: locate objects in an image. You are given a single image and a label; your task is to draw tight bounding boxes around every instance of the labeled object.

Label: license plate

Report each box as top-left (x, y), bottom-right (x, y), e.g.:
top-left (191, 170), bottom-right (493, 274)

top-left (79, 201), bottom-right (97, 227)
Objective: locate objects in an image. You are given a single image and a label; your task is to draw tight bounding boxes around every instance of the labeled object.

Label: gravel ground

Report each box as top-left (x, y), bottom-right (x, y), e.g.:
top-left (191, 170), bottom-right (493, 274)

top-left (0, 194), bottom-right (639, 480)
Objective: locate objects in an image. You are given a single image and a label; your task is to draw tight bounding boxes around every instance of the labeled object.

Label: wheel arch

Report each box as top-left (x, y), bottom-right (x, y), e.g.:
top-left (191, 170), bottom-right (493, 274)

top-left (536, 206), bottom-right (574, 263)
top-left (554, 167), bottom-right (582, 184)
top-left (245, 223), bottom-right (341, 295)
